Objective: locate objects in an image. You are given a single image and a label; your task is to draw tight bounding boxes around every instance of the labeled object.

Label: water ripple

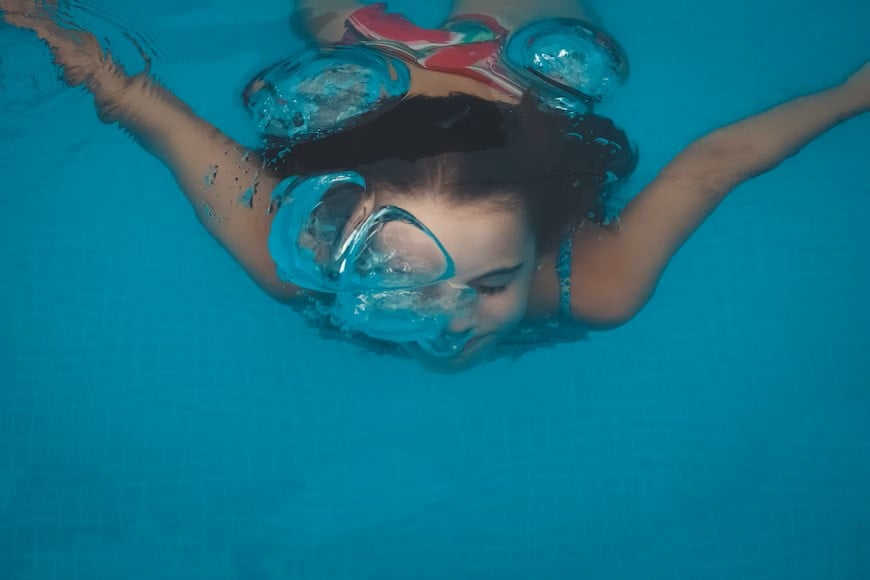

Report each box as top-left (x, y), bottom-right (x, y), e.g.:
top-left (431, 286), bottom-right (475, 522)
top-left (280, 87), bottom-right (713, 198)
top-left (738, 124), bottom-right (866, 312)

top-left (0, 0), bottom-right (168, 186)
top-left (0, 0), bottom-right (165, 119)
top-left (58, 0), bottom-right (164, 62)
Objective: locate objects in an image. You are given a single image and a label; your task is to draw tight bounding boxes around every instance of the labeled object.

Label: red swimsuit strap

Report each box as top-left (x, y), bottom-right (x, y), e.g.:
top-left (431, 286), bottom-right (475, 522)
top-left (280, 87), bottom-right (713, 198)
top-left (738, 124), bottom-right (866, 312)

top-left (342, 3), bottom-right (508, 47)
top-left (341, 3), bottom-right (522, 99)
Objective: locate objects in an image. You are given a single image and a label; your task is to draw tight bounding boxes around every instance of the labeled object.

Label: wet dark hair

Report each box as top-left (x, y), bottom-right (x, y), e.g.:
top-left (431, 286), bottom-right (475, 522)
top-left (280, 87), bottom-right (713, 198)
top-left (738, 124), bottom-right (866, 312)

top-left (266, 94), bottom-right (638, 252)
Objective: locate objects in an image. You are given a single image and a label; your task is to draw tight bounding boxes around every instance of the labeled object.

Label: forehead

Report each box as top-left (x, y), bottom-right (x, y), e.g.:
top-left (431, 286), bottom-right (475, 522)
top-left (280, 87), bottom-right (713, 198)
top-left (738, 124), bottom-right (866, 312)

top-left (373, 193), bottom-right (532, 275)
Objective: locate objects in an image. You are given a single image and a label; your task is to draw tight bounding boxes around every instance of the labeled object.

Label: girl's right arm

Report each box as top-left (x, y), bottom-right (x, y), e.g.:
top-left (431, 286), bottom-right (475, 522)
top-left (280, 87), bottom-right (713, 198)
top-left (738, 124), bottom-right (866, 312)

top-left (2, 1), bottom-right (299, 302)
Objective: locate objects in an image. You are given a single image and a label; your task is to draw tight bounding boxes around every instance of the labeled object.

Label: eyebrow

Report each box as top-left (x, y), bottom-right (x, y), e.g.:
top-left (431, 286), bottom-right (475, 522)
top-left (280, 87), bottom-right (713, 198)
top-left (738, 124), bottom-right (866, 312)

top-left (472, 263), bottom-right (525, 282)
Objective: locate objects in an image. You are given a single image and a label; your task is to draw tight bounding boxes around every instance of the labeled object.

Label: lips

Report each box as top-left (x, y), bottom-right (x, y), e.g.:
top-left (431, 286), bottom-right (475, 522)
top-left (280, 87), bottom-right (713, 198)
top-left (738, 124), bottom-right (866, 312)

top-left (409, 332), bottom-right (491, 360)
top-left (459, 333), bottom-right (494, 354)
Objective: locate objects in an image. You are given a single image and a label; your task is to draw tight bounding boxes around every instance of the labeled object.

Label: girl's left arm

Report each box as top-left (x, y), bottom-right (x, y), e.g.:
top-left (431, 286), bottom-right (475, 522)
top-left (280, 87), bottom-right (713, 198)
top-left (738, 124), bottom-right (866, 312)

top-left (569, 63), bottom-right (869, 327)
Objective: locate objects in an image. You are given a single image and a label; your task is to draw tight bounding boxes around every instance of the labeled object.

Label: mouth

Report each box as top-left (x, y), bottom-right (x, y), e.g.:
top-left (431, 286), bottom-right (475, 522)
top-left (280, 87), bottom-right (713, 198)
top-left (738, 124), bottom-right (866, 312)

top-left (444, 333), bottom-right (496, 362)
top-left (405, 340), bottom-right (494, 373)
top-left (413, 328), bottom-right (474, 358)
top-left (405, 333), bottom-right (495, 366)
top-left (461, 333), bottom-right (491, 353)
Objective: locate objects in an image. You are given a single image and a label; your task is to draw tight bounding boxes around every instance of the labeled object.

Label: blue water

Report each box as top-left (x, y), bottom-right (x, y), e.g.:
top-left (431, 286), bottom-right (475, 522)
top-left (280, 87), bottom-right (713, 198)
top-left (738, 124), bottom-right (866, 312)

top-left (1, 0), bottom-right (868, 578)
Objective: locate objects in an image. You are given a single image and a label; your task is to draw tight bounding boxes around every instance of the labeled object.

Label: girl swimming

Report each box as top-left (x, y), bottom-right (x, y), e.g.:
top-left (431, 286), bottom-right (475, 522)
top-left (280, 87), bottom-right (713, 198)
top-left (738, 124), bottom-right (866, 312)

top-left (2, 0), bottom-right (867, 371)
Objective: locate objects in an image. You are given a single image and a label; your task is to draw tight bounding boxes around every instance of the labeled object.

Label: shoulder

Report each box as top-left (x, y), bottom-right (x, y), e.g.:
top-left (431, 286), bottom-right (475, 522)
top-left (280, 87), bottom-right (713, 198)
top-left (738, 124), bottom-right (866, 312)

top-left (527, 222), bottom-right (649, 330)
top-left (567, 220), bottom-right (654, 329)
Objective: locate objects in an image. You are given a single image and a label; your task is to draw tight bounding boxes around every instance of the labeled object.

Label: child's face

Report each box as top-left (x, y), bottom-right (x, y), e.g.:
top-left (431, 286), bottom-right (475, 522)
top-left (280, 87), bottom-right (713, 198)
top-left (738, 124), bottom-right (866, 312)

top-left (371, 191), bottom-right (538, 369)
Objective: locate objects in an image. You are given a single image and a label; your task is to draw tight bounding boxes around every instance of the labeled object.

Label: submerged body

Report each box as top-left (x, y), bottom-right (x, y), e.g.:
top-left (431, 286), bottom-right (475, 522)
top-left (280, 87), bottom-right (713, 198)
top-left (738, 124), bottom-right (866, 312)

top-left (253, 2), bottom-right (636, 365)
top-left (2, 0), bottom-right (867, 370)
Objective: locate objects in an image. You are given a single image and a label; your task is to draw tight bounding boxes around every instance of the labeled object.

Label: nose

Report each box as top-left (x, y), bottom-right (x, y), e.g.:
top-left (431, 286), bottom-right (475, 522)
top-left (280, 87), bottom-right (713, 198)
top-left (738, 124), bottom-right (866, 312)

top-left (446, 312), bottom-right (475, 334)
top-left (442, 282), bottom-right (478, 334)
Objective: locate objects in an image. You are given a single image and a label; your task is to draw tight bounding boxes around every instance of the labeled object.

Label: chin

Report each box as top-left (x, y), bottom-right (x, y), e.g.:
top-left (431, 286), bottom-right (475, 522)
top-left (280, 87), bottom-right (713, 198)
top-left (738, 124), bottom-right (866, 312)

top-left (404, 335), bottom-right (498, 373)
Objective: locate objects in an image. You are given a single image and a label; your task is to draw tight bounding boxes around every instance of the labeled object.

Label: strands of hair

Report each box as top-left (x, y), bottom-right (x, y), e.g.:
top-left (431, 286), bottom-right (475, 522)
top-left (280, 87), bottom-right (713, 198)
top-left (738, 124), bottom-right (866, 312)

top-left (266, 94), bottom-right (637, 251)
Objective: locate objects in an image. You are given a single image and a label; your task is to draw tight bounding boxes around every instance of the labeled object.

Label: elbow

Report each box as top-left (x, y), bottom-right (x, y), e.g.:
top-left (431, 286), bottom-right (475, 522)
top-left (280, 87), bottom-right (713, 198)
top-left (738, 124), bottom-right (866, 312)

top-left (680, 139), bottom-right (772, 189)
top-left (257, 274), bottom-right (301, 305)
top-left (569, 288), bottom-right (649, 330)
top-left (265, 285), bottom-right (299, 305)
top-left (570, 306), bottom-right (636, 331)
top-left (568, 261), bottom-right (663, 329)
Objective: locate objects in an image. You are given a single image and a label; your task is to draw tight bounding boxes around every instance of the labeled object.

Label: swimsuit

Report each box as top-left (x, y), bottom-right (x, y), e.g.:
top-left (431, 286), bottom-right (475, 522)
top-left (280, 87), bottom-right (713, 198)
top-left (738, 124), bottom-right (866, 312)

top-left (558, 233), bottom-right (574, 319)
top-left (243, 3), bottom-right (629, 142)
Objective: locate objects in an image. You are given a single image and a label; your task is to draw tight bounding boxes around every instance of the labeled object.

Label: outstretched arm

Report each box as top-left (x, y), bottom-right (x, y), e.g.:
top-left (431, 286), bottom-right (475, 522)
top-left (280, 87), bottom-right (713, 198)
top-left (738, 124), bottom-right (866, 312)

top-left (570, 63), bottom-right (869, 327)
top-left (2, 1), bottom-right (298, 301)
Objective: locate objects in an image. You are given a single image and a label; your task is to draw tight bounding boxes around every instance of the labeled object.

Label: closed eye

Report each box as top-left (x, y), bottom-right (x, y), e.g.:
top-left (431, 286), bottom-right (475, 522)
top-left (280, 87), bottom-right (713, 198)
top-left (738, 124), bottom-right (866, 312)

top-left (471, 262), bottom-right (524, 296)
top-left (476, 282), bottom-right (509, 296)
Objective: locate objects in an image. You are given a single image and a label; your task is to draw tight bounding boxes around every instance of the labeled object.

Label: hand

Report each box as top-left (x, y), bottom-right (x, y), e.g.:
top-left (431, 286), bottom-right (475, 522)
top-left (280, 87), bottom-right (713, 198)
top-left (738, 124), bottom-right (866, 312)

top-left (2, 0), bottom-right (109, 87)
top-left (1, 0), bottom-right (53, 28)
top-left (840, 62), bottom-right (870, 112)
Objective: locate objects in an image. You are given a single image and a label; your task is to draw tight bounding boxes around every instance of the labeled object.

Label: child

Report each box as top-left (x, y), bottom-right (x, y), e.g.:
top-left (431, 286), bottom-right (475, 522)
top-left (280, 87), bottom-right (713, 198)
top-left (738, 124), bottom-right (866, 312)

top-left (2, 0), bottom-right (867, 370)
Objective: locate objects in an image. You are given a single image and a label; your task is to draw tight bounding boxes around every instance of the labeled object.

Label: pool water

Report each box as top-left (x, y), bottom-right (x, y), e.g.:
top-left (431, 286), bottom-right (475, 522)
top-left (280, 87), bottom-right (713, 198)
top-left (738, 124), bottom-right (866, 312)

top-left (1, 0), bottom-right (868, 578)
